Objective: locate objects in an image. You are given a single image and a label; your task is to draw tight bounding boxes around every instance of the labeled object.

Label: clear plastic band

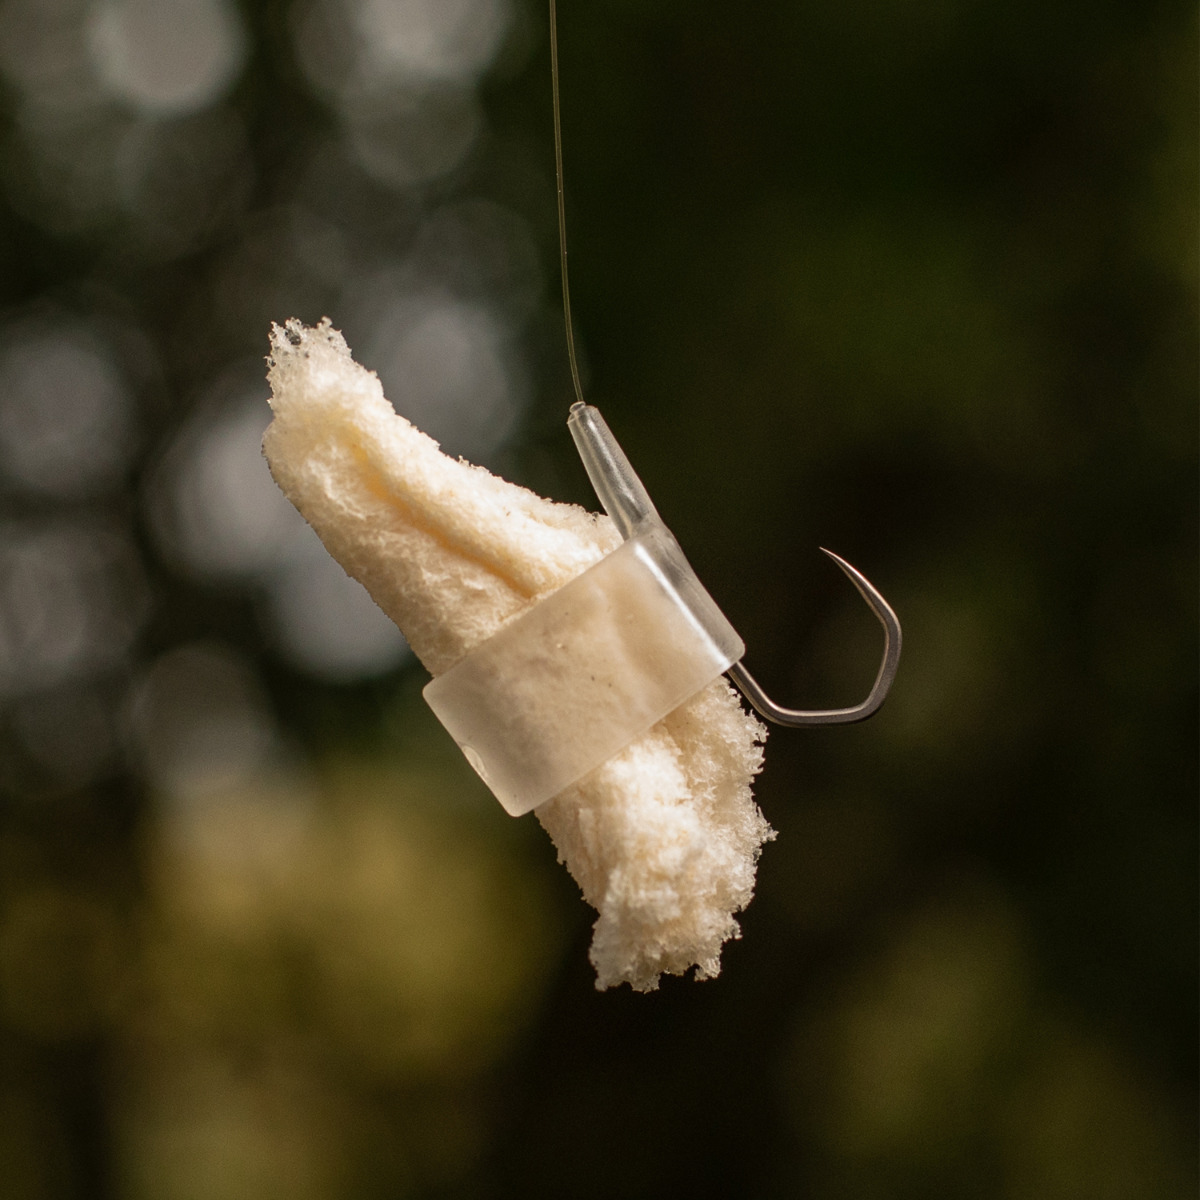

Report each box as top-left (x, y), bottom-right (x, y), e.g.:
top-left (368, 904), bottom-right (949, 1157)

top-left (423, 526), bottom-right (744, 816)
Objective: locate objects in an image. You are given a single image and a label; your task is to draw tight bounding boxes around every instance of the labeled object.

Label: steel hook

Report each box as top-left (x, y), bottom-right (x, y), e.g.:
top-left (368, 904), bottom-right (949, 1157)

top-left (726, 550), bottom-right (902, 726)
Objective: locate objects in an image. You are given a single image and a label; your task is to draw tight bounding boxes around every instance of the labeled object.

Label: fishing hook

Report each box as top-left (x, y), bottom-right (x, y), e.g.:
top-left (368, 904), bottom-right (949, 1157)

top-left (726, 551), bottom-right (901, 725)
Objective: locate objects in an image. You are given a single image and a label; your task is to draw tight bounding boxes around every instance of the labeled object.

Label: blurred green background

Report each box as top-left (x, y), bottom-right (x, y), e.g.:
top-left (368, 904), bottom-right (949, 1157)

top-left (0, 0), bottom-right (1194, 1197)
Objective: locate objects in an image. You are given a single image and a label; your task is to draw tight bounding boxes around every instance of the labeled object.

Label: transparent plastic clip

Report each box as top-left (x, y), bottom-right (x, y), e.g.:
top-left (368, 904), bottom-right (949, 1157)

top-left (423, 405), bottom-right (743, 816)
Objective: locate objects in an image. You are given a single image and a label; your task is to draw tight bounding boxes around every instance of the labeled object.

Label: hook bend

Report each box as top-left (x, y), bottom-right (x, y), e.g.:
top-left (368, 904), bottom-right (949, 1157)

top-left (727, 549), bottom-right (902, 726)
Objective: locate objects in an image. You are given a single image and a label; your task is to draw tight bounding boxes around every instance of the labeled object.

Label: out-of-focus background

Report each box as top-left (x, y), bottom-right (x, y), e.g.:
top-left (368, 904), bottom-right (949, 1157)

top-left (0, 0), bottom-right (1194, 1196)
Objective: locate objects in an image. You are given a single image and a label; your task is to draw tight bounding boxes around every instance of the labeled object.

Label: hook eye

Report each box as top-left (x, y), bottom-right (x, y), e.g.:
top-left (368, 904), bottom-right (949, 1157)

top-left (726, 549), bottom-right (902, 726)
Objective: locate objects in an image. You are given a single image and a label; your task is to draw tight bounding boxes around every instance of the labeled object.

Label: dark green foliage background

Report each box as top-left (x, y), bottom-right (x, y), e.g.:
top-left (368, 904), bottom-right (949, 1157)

top-left (0, 0), bottom-right (1194, 1196)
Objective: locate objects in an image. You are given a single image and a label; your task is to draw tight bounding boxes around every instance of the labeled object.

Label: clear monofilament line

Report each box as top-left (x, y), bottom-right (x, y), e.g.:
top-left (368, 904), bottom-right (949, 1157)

top-left (550, 0), bottom-right (585, 408)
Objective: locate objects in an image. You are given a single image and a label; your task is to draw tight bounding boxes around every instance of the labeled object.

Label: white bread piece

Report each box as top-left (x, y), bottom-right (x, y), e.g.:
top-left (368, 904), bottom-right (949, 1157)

top-left (263, 318), bottom-right (772, 991)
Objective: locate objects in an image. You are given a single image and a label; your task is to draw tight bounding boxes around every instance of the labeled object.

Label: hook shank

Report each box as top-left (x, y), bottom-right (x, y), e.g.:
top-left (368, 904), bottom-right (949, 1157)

top-left (727, 549), bottom-right (902, 726)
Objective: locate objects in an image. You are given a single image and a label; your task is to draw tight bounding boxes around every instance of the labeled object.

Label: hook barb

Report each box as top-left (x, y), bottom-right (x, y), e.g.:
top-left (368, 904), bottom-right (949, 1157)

top-left (727, 549), bottom-right (902, 726)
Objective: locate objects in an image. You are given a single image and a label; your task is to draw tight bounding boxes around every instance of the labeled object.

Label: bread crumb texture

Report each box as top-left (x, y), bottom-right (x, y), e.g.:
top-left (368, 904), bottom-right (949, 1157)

top-left (264, 318), bottom-right (773, 991)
